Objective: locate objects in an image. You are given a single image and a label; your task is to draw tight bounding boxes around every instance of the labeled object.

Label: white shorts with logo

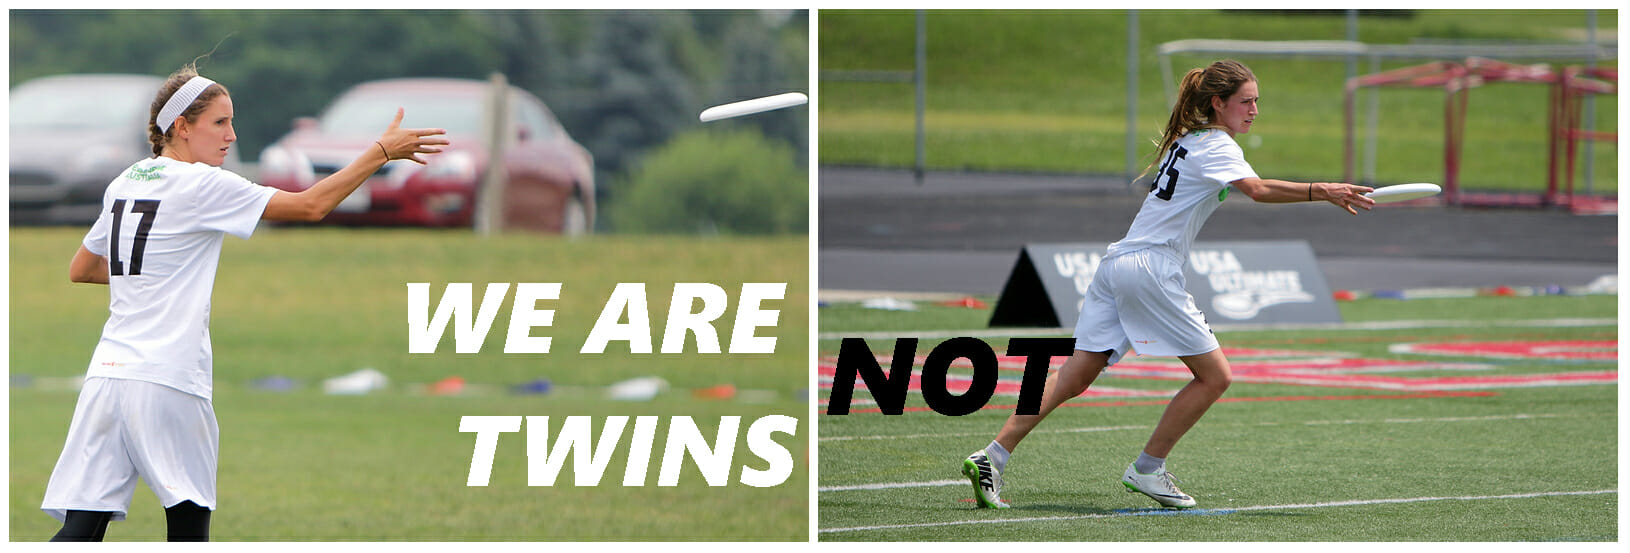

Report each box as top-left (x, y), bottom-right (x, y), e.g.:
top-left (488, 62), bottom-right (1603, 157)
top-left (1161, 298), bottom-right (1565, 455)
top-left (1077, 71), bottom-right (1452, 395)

top-left (1073, 248), bottom-right (1220, 365)
top-left (41, 377), bottom-right (218, 522)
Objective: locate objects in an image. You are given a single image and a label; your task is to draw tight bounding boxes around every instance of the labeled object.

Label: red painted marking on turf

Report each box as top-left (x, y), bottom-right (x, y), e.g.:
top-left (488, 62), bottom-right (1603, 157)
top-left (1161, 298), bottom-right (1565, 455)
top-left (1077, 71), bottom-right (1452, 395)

top-left (838, 391), bottom-right (1498, 415)
top-left (818, 339), bottom-right (1617, 408)
top-left (1393, 340), bottom-right (1616, 360)
top-left (1235, 331), bottom-right (1619, 346)
top-left (819, 356), bottom-right (1506, 395)
top-left (1111, 357), bottom-right (1490, 374)
top-left (1290, 371), bottom-right (1619, 390)
top-left (815, 365), bottom-right (1169, 398)
top-left (819, 347), bottom-right (1349, 372)
top-left (1210, 347), bottom-right (1354, 358)
top-left (1106, 363), bottom-right (1617, 391)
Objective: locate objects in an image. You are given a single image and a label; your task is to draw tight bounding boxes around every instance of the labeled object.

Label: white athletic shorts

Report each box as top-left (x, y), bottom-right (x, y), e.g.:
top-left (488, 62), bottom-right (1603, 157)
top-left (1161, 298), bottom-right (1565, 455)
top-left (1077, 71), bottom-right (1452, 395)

top-left (41, 377), bottom-right (218, 522)
top-left (1073, 248), bottom-right (1220, 365)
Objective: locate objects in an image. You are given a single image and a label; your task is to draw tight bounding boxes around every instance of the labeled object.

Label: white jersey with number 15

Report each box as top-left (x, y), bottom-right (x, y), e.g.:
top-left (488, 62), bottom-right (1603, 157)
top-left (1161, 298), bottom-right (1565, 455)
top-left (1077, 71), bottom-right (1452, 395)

top-left (1107, 128), bottom-right (1258, 264)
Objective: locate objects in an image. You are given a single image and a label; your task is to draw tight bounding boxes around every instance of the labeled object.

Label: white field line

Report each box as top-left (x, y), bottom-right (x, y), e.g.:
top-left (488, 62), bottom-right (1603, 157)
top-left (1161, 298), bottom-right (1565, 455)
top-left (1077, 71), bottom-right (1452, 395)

top-left (820, 479), bottom-right (967, 492)
top-left (1300, 413), bottom-right (1563, 425)
top-left (818, 489), bottom-right (1618, 534)
top-left (820, 424), bottom-right (1150, 442)
top-left (820, 413), bottom-right (1572, 443)
top-left (817, 317), bottom-right (1616, 340)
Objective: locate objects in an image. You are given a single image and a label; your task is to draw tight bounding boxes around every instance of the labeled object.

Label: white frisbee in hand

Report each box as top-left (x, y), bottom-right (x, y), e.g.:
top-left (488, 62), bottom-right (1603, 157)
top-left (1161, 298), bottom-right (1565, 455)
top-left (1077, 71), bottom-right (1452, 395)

top-left (700, 92), bottom-right (808, 122)
top-left (1365, 183), bottom-right (1441, 203)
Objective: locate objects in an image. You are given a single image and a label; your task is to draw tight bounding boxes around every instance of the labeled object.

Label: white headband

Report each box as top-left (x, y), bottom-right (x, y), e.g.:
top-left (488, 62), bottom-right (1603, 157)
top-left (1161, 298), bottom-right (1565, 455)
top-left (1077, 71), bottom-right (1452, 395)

top-left (156, 76), bottom-right (217, 133)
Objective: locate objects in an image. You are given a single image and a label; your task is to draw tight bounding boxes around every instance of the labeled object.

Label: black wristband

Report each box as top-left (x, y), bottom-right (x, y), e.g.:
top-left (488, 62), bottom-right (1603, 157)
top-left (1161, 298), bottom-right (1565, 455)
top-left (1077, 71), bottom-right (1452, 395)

top-left (1307, 182), bottom-right (1313, 201)
top-left (376, 141), bottom-right (389, 160)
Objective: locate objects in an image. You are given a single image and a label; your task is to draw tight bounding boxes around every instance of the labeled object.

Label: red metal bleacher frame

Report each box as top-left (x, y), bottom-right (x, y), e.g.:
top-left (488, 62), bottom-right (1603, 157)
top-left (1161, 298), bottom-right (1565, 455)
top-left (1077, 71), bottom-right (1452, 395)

top-left (1343, 58), bottom-right (1615, 213)
top-left (1553, 66), bottom-right (1617, 214)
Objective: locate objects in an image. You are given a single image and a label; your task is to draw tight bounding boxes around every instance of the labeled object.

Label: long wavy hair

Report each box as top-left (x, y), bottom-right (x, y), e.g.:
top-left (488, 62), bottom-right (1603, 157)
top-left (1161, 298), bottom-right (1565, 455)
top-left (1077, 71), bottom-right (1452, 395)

top-left (1141, 59), bottom-right (1255, 177)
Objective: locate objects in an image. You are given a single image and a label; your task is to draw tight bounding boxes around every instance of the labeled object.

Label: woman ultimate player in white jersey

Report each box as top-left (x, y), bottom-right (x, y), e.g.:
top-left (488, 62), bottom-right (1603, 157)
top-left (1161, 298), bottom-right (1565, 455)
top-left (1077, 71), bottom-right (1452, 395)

top-left (41, 63), bottom-right (448, 541)
top-left (961, 60), bottom-right (1376, 510)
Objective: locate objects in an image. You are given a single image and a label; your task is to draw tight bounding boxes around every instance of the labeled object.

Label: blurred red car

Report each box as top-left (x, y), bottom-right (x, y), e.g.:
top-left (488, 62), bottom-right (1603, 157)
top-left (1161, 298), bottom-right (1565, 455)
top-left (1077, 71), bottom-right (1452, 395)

top-left (258, 78), bottom-right (594, 233)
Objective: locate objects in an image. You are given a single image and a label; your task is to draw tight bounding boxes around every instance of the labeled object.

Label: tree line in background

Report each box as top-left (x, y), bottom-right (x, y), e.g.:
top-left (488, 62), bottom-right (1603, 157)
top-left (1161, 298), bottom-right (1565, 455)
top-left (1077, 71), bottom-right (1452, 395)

top-left (10, 10), bottom-right (809, 234)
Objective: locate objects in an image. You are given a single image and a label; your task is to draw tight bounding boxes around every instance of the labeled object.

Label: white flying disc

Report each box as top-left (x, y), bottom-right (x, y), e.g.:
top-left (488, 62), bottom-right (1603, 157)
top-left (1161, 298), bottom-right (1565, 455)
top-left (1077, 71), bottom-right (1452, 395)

top-left (700, 92), bottom-right (808, 122)
top-left (1365, 183), bottom-right (1441, 203)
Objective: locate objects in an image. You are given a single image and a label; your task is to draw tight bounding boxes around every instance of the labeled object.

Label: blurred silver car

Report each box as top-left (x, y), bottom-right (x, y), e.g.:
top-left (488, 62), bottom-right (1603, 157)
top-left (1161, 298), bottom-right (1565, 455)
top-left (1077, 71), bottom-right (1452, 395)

top-left (9, 74), bottom-right (241, 225)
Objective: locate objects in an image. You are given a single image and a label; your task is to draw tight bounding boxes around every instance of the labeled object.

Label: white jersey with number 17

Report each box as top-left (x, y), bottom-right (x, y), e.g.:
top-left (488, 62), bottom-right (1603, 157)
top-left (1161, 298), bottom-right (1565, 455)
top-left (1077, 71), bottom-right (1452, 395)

top-left (80, 157), bottom-right (277, 400)
top-left (1106, 129), bottom-right (1258, 264)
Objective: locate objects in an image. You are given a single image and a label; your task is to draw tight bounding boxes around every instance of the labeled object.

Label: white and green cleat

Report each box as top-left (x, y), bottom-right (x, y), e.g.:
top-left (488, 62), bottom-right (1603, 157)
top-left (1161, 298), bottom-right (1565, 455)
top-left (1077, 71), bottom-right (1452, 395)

top-left (1121, 463), bottom-right (1196, 509)
top-left (962, 450), bottom-right (1010, 509)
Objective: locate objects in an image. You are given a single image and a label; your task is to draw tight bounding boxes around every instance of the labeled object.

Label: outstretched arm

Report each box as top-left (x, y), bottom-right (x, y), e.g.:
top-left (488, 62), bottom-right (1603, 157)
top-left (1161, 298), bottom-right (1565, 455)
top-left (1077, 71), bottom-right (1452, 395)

top-left (1230, 177), bottom-right (1375, 215)
top-left (70, 245), bottom-right (109, 285)
top-left (263, 108), bottom-right (449, 222)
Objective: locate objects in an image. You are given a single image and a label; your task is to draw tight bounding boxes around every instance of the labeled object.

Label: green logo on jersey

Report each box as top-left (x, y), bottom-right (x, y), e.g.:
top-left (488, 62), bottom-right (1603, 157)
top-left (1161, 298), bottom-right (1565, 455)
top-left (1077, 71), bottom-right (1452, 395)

top-left (1218, 187), bottom-right (1229, 202)
top-left (124, 165), bottom-right (165, 182)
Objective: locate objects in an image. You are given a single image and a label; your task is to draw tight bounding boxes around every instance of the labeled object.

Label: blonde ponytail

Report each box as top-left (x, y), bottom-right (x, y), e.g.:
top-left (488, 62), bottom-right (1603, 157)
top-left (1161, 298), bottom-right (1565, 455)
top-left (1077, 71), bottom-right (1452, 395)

top-left (1141, 60), bottom-right (1255, 178)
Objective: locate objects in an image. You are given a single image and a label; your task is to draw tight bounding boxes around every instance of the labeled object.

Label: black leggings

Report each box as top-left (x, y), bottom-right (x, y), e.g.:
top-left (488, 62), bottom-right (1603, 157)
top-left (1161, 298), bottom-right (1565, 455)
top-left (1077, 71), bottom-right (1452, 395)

top-left (49, 501), bottom-right (211, 542)
top-left (49, 510), bottom-right (111, 542)
top-left (164, 500), bottom-right (211, 541)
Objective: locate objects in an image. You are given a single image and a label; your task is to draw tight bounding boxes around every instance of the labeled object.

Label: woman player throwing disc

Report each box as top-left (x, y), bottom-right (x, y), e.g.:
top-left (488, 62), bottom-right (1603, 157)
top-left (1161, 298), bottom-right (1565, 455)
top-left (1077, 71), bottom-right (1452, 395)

top-left (40, 63), bottom-right (447, 541)
top-left (961, 59), bottom-right (1375, 509)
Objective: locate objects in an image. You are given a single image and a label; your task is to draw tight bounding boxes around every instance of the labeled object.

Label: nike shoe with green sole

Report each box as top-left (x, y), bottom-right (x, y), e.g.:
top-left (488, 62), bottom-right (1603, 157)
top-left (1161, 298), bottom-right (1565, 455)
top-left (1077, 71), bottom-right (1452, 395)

top-left (962, 450), bottom-right (1010, 509)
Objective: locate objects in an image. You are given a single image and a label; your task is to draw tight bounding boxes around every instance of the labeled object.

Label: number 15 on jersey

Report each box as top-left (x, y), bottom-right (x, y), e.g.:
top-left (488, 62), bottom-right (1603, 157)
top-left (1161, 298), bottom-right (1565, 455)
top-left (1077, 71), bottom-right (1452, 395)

top-left (1150, 145), bottom-right (1189, 201)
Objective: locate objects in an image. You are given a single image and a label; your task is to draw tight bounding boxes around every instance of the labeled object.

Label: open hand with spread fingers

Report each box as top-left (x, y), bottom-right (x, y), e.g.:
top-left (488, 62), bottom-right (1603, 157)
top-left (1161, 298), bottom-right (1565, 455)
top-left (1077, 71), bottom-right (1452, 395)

top-left (375, 107), bottom-right (449, 164)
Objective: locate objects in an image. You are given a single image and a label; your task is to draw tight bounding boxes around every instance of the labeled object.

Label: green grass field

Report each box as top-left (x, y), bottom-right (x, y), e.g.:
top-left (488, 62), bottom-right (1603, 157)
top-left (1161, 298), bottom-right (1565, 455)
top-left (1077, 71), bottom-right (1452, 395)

top-left (816, 294), bottom-right (1618, 541)
top-left (10, 226), bottom-right (809, 541)
top-left (819, 10), bottom-right (1618, 193)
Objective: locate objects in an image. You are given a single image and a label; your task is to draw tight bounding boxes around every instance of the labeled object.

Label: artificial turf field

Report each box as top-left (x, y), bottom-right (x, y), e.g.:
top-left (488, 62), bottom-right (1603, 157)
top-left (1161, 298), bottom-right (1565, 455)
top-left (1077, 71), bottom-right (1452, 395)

top-left (816, 294), bottom-right (1618, 541)
top-left (10, 227), bottom-right (808, 541)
